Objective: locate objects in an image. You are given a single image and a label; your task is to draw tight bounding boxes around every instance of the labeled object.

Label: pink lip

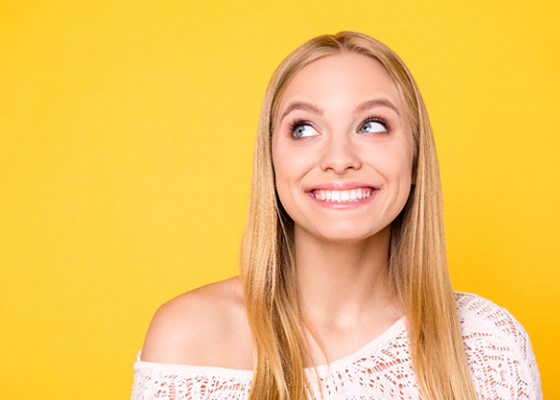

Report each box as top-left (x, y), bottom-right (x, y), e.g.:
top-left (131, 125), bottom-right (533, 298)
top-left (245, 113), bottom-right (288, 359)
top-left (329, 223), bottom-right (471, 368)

top-left (305, 181), bottom-right (379, 191)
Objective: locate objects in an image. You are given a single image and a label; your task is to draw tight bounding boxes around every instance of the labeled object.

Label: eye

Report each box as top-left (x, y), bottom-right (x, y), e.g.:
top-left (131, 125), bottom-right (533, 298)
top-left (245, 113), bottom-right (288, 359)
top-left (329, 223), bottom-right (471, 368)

top-left (292, 122), bottom-right (319, 138)
top-left (359, 118), bottom-right (388, 134)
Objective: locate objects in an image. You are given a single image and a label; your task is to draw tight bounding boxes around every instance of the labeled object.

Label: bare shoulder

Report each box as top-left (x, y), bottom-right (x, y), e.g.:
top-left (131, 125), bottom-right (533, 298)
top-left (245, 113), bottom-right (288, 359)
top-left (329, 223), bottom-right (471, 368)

top-left (141, 276), bottom-right (252, 369)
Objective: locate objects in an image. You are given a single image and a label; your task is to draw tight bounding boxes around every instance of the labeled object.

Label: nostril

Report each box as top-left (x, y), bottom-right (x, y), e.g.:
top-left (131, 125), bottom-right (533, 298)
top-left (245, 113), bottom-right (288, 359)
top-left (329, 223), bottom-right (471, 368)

top-left (320, 147), bottom-right (362, 173)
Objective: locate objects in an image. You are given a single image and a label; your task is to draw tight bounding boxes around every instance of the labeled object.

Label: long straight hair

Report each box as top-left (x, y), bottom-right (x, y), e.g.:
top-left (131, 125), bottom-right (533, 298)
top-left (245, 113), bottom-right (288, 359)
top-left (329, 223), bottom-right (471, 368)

top-left (240, 31), bottom-right (478, 400)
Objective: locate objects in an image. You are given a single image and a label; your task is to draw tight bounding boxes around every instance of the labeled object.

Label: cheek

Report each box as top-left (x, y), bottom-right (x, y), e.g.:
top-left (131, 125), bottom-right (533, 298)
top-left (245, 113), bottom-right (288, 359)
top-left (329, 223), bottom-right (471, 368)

top-left (392, 136), bottom-right (415, 178)
top-left (366, 143), bottom-right (414, 181)
top-left (272, 143), bottom-right (289, 191)
top-left (272, 141), bottom-right (315, 187)
top-left (272, 141), bottom-right (318, 221)
top-left (396, 149), bottom-right (414, 180)
top-left (271, 143), bottom-right (298, 207)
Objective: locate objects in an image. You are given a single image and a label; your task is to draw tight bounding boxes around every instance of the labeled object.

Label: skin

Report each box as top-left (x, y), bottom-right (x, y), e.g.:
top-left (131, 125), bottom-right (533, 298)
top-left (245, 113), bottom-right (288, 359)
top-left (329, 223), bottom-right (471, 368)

top-left (141, 52), bottom-right (415, 369)
top-left (272, 52), bottom-right (413, 363)
top-left (273, 52), bottom-right (414, 245)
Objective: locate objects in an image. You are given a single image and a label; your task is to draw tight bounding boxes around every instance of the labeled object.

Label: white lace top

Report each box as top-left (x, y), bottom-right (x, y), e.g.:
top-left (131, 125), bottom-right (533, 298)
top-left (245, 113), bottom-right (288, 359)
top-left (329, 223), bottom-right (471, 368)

top-left (131, 292), bottom-right (542, 399)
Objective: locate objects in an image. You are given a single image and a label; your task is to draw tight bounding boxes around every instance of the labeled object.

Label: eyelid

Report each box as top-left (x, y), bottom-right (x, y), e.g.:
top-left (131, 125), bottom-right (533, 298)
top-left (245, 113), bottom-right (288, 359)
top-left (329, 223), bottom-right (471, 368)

top-left (359, 116), bottom-right (390, 133)
top-left (288, 118), bottom-right (320, 138)
top-left (285, 115), bottom-right (390, 137)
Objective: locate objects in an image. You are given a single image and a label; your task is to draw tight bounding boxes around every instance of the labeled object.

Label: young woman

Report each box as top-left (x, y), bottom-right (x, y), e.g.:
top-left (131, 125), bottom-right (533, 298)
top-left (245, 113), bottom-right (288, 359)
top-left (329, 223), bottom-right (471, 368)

top-left (131, 31), bottom-right (542, 400)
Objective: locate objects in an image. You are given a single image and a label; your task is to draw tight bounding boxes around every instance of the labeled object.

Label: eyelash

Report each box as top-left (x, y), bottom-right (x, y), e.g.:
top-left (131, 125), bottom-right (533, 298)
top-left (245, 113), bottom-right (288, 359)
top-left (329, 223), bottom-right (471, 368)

top-left (289, 118), bottom-right (311, 136)
top-left (287, 115), bottom-right (391, 137)
top-left (360, 116), bottom-right (390, 132)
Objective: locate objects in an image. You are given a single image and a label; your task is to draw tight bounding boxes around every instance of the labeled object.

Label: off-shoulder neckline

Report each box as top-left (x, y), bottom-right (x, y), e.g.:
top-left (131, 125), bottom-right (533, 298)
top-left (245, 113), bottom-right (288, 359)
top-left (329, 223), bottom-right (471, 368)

top-left (134, 316), bottom-right (407, 380)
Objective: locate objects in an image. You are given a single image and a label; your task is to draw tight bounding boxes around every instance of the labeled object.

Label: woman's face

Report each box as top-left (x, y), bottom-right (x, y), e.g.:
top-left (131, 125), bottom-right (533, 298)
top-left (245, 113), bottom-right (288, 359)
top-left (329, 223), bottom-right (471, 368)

top-left (272, 52), bottom-right (415, 243)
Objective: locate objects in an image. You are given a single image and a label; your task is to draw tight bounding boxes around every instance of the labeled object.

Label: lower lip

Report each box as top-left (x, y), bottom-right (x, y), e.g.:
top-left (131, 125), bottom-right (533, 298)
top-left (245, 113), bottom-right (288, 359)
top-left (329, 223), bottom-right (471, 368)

top-left (306, 190), bottom-right (378, 209)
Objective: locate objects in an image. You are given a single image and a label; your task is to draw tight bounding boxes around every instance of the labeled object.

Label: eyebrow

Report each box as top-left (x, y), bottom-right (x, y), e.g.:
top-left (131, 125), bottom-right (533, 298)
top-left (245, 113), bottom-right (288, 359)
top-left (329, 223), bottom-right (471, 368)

top-left (279, 102), bottom-right (324, 122)
top-left (279, 98), bottom-right (400, 123)
top-left (353, 99), bottom-right (400, 116)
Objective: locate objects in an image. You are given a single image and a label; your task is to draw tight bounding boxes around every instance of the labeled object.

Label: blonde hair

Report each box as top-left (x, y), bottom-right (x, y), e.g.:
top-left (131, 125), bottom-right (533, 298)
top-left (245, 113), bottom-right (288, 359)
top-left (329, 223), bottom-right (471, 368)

top-left (240, 31), bottom-right (477, 400)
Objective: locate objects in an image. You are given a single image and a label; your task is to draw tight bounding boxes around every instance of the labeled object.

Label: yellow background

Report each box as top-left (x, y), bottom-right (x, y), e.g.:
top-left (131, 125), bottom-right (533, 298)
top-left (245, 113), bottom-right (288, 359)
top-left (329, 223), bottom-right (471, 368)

top-left (1, 1), bottom-right (558, 398)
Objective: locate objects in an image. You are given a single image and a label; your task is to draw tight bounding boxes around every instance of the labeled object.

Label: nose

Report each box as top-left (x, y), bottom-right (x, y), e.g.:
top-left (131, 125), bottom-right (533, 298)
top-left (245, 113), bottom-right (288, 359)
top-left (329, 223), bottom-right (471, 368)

top-left (319, 134), bottom-right (362, 173)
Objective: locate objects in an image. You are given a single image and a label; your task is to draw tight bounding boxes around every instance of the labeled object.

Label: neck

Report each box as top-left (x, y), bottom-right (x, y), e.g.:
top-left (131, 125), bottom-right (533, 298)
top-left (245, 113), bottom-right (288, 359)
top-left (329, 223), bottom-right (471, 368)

top-left (294, 225), bottom-right (400, 331)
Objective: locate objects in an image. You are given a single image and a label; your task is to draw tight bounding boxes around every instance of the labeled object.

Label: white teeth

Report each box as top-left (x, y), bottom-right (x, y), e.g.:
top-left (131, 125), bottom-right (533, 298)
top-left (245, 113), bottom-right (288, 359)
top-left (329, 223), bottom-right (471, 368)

top-left (313, 189), bottom-right (373, 202)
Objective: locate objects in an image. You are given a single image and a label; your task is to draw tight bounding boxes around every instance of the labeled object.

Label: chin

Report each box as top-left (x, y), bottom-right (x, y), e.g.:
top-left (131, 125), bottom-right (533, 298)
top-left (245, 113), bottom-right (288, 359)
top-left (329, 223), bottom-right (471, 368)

top-left (314, 225), bottom-right (389, 244)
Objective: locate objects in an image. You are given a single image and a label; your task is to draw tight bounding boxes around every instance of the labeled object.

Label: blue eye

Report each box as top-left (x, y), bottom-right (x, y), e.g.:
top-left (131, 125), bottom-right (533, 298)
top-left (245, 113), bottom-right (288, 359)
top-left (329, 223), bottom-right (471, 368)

top-left (359, 120), bottom-right (387, 133)
top-left (293, 124), bottom-right (318, 138)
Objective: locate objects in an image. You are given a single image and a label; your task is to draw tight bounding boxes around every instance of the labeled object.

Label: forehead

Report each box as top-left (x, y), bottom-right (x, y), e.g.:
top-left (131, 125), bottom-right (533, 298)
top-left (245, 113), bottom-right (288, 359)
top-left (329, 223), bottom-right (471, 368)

top-left (277, 52), bottom-right (401, 114)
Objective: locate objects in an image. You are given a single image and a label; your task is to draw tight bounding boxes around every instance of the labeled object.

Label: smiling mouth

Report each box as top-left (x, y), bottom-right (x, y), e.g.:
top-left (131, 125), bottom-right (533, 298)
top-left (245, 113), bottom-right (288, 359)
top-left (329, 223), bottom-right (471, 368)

top-left (312, 188), bottom-right (374, 203)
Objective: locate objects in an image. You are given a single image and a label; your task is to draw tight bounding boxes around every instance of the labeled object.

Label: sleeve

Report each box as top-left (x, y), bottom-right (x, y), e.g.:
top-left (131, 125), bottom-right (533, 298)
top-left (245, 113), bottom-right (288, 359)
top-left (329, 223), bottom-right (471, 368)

top-left (131, 366), bottom-right (157, 400)
top-left (458, 293), bottom-right (543, 400)
top-left (130, 361), bottom-right (205, 400)
top-left (508, 314), bottom-right (542, 400)
top-left (130, 353), bottom-right (253, 400)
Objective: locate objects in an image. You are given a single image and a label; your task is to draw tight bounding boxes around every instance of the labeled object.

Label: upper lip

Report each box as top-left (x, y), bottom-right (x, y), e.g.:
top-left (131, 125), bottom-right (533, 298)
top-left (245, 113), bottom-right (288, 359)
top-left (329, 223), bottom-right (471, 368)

top-left (305, 181), bottom-right (379, 192)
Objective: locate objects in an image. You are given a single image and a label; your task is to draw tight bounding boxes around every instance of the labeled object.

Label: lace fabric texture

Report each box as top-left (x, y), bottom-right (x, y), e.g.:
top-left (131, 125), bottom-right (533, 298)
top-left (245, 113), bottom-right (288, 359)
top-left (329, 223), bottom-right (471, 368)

top-left (131, 292), bottom-right (542, 399)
